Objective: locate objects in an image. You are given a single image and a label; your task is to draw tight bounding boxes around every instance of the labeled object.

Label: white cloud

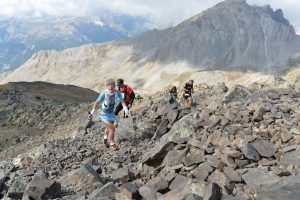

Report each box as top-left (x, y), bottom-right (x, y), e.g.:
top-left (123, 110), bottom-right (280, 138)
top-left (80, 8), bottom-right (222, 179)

top-left (0, 0), bottom-right (299, 32)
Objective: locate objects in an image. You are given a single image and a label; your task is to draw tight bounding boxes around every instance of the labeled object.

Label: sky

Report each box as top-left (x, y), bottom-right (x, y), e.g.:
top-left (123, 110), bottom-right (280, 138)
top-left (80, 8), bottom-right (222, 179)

top-left (0, 0), bottom-right (300, 33)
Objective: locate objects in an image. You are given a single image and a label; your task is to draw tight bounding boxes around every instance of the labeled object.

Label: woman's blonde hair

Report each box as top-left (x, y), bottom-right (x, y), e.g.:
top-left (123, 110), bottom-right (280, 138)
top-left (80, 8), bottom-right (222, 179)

top-left (106, 78), bottom-right (115, 86)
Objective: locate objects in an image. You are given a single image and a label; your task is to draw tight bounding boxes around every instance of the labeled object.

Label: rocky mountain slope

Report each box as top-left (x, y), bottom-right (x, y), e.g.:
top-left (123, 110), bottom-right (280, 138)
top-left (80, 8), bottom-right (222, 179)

top-left (2, 79), bottom-right (300, 199)
top-left (0, 82), bottom-right (98, 161)
top-left (0, 14), bottom-right (150, 73)
top-left (2, 0), bottom-right (300, 93)
top-left (0, 81), bottom-right (98, 103)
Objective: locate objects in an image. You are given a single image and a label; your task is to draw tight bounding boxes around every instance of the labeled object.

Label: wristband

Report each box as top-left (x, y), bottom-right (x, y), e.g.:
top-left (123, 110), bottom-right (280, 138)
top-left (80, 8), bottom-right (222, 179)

top-left (90, 108), bottom-right (96, 115)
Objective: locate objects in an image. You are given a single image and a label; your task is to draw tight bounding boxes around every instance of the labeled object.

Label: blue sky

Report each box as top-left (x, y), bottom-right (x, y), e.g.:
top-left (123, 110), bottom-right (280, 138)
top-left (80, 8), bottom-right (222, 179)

top-left (0, 0), bottom-right (299, 32)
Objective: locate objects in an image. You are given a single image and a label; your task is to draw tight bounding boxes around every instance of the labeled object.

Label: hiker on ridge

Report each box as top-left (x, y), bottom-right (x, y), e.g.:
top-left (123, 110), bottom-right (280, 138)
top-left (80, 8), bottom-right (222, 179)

top-left (182, 79), bottom-right (194, 105)
top-left (89, 78), bottom-right (129, 151)
top-left (114, 78), bottom-right (135, 118)
top-left (169, 86), bottom-right (178, 103)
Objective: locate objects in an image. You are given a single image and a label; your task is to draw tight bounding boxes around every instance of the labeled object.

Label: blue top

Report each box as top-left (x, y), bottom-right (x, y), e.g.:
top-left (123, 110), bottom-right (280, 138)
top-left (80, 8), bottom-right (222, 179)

top-left (96, 90), bottom-right (123, 114)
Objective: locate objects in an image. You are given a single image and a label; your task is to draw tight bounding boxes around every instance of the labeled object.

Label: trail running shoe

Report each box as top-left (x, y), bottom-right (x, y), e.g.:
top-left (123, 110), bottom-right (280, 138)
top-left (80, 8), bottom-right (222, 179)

top-left (110, 144), bottom-right (119, 151)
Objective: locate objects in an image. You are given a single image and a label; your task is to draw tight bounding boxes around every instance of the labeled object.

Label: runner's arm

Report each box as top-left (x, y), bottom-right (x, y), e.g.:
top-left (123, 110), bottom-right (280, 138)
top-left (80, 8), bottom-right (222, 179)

top-left (90, 93), bottom-right (104, 114)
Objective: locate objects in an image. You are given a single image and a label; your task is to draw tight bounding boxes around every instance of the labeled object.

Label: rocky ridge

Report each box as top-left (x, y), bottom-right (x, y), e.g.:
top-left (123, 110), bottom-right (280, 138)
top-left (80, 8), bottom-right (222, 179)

top-left (2, 80), bottom-right (300, 199)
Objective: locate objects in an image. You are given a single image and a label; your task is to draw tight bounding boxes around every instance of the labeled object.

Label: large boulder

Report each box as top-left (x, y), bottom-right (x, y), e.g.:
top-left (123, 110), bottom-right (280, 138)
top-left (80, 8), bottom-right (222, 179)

top-left (257, 176), bottom-right (300, 200)
top-left (7, 178), bottom-right (28, 199)
top-left (203, 183), bottom-right (222, 200)
top-left (222, 85), bottom-right (251, 104)
top-left (157, 177), bottom-right (205, 200)
top-left (242, 168), bottom-right (280, 193)
top-left (159, 114), bottom-right (199, 144)
top-left (59, 165), bottom-right (105, 193)
top-left (87, 182), bottom-right (120, 199)
top-left (242, 142), bottom-right (260, 161)
top-left (116, 117), bottom-right (137, 142)
top-left (23, 173), bottom-right (61, 200)
top-left (162, 149), bottom-right (188, 167)
top-left (280, 146), bottom-right (300, 166)
top-left (142, 141), bottom-right (175, 167)
top-left (250, 138), bottom-right (277, 158)
top-left (152, 118), bottom-right (169, 140)
top-left (112, 167), bottom-right (131, 183)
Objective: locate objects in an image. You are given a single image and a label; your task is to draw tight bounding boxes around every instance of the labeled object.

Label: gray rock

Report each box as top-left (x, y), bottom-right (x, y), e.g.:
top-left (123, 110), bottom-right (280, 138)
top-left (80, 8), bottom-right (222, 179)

top-left (208, 170), bottom-right (230, 189)
top-left (158, 179), bottom-right (205, 200)
top-left (112, 167), bottom-right (130, 183)
top-left (185, 194), bottom-right (203, 200)
top-left (0, 169), bottom-right (6, 192)
top-left (59, 165), bottom-right (104, 193)
top-left (280, 146), bottom-right (300, 166)
top-left (242, 142), bottom-right (260, 161)
top-left (88, 182), bottom-right (120, 199)
top-left (120, 182), bottom-right (141, 200)
top-left (169, 175), bottom-right (191, 190)
top-left (23, 173), bottom-right (61, 200)
top-left (183, 155), bottom-right (205, 167)
top-left (167, 109), bottom-right (179, 125)
top-left (191, 162), bottom-right (213, 181)
top-left (116, 186), bottom-right (135, 200)
top-left (16, 169), bottom-right (35, 177)
top-left (281, 132), bottom-right (293, 143)
top-left (142, 141), bottom-right (175, 167)
top-left (162, 149), bottom-right (188, 167)
top-left (222, 85), bottom-right (251, 104)
top-left (188, 138), bottom-right (206, 149)
top-left (253, 106), bottom-right (265, 122)
top-left (203, 183), bottom-right (222, 200)
top-left (251, 138), bottom-right (276, 158)
top-left (257, 176), bottom-right (300, 200)
top-left (145, 177), bottom-right (169, 193)
top-left (139, 186), bottom-right (157, 200)
top-left (116, 117), bottom-right (136, 142)
top-left (235, 159), bottom-right (249, 168)
top-left (138, 119), bottom-right (157, 139)
top-left (223, 167), bottom-right (242, 182)
top-left (242, 168), bottom-right (280, 193)
top-left (152, 118), bottom-right (169, 140)
top-left (7, 178), bottom-right (27, 199)
top-left (160, 114), bottom-right (198, 144)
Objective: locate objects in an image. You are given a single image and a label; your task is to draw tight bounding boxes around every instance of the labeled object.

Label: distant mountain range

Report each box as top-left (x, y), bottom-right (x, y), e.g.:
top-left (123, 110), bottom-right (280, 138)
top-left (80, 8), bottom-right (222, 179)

top-left (0, 13), bottom-right (151, 72)
top-left (2, 0), bottom-right (300, 93)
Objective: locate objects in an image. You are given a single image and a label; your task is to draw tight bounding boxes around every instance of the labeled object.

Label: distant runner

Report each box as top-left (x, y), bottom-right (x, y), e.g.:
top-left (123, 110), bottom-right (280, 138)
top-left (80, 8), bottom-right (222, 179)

top-left (182, 80), bottom-right (194, 105)
top-left (169, 86), bottom-right (178, 103)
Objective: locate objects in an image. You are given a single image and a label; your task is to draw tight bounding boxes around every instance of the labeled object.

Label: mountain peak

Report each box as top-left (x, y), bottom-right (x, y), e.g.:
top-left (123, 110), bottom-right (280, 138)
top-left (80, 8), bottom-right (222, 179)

top-left (131, 0), bottom-right (300, 74)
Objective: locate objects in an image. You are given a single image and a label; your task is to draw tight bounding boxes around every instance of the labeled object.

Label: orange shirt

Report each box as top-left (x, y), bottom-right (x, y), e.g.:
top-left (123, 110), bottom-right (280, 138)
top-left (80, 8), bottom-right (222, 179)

top-left (119, 85), bottom-right (134, 104)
